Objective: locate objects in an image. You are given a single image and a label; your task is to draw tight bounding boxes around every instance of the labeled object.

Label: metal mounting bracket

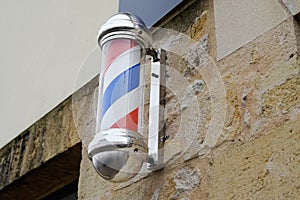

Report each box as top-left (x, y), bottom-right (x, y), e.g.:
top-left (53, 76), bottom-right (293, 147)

top-left (147, 48), bottom-right (167, 170)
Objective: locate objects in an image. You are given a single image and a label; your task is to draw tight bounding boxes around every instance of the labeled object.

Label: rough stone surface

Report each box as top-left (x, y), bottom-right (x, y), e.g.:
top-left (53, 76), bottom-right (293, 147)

top-left (190, 11), bottom-right (208, 41)
top-left (72, 76), bottom-right (98, 146)
top-left (151, 189), bottom-right (161, 200)
top-left (282, 0), bottom-right (300, 15)
top-left (214, 0), bottom-right (289, 60)
top-left (184, 34), bottom-right (209, 73)
top-left (181, 79), bottom-right (204, 110)
top-left (0, 144), bottom-right (81, 199)
top-left (217, 18), bottom-right (299, 143)
top-left (208, 115), bottom-right (300, 199)
top-left (171, 167), bottom-right (201, 199)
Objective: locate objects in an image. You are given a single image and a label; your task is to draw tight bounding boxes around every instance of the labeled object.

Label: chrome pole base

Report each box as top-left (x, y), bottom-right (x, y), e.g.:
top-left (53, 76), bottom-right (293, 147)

top-left (88, 129), bottom-right (148, 182)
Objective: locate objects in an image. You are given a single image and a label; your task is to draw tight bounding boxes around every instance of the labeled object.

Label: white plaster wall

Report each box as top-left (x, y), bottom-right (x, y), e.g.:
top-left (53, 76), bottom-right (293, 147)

top-left (0, 0), bottom-right (118, 148)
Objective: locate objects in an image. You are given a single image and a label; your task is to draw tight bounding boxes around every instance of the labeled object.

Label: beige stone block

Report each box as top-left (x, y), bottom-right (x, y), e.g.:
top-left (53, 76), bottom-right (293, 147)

top-left (208, 115), bottom-right (300, 199)
top-left (283, 0), bottom-right (300, 15)
top-left (216, 17), bottom-right (299, 142)
top-left (214, 0), bottom-right (289, 60)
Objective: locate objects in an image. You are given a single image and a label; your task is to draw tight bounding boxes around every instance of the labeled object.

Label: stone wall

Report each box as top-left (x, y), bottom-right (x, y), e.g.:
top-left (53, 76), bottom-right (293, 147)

top-left (78, 0), bottom-right (300, 199)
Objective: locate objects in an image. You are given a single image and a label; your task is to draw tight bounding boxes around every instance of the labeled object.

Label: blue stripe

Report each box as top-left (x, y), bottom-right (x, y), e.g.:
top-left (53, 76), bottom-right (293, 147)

top-left (101, 63), bottom-right (140, 118)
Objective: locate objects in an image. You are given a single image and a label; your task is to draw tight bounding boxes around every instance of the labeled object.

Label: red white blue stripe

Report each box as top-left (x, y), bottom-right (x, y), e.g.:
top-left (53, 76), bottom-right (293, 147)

top-left (100, 39), bottom-right (141, 132)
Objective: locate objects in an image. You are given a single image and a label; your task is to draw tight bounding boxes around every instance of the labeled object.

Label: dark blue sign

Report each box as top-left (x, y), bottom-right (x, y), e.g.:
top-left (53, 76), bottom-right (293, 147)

top-left (119, 0), bottom-right (183, 27)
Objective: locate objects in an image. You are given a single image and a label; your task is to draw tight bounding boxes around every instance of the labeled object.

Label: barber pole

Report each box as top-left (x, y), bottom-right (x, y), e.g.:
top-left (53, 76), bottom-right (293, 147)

top-left (88, 13), bottom-right (164, 182)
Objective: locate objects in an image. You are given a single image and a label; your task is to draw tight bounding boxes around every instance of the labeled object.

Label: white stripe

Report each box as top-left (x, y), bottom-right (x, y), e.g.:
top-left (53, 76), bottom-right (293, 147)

top-left (103, 46), bottom-right (141, 94)
top-left (101, 86), bottom-right (142, 129)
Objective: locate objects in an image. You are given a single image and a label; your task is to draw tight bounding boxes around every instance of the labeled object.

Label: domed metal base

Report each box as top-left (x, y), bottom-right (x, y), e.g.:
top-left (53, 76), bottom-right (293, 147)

top-left (88, 129), bottom-right (148, 182)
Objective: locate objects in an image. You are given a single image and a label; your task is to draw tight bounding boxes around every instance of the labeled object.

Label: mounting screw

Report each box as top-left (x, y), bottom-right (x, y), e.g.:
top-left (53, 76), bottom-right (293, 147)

top-left (160, 135), bottom-right (169, 143)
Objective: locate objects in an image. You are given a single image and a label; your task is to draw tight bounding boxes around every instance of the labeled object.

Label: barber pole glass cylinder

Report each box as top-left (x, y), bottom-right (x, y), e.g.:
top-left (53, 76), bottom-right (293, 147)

top-left (97, 38), bottom-right (144, 136)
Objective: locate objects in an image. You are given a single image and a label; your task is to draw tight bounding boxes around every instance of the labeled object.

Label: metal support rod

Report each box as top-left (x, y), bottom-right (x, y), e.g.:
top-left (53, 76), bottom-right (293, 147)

top-left (147, 49), bottom-right (166, 170)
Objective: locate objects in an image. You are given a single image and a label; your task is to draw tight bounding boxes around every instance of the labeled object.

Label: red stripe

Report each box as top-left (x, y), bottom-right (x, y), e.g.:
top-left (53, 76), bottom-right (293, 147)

top-left (104, 39), bottom-right (138, 74)
top-left (110, 108), bottom-right (139, 132)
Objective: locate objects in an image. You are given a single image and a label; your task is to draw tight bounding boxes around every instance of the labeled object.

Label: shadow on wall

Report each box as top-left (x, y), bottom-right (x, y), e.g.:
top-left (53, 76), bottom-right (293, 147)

top-left (294, 13), bottom-right (300, 53)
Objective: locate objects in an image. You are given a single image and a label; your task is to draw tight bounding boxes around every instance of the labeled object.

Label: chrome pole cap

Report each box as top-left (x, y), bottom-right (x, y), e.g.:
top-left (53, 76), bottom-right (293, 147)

top-left (97, 13), bottom-right (152, 49)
